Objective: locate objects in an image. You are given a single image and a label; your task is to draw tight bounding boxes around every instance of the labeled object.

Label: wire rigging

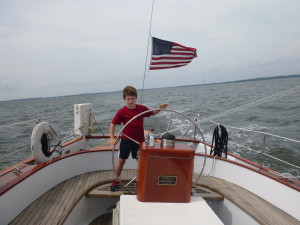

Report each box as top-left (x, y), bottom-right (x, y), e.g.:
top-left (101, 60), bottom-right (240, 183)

top-left (158, 85), bottom-right (300, 137)
top-left (140, 0), bottom-right (155, 104)
top-left (200, 85), bottom-right (300, 123)
top-left (0, 111), bottom-right (73, 129)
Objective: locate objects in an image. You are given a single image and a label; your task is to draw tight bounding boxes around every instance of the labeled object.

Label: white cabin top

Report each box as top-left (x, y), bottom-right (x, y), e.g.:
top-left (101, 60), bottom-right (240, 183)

top-left (119, 195), bottom-right (224, 225)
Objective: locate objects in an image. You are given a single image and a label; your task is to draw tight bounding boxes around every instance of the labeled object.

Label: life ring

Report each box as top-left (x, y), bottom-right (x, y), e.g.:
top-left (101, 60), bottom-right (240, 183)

top-left (31, 122), bottom-right (62, 163)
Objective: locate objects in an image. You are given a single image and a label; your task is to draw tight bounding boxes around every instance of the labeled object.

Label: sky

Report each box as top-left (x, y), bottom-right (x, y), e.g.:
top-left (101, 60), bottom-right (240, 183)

top-left (0, 0), bottom-right (300, 101)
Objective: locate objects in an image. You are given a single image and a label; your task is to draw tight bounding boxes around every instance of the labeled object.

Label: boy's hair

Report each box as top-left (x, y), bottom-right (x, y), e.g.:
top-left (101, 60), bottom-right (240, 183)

top-left (123, 86), bottom-right (137, 99)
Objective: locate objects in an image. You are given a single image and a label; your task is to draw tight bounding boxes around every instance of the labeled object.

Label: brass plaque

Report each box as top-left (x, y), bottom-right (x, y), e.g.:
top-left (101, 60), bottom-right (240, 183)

top-left (158, 176), bottom-right (177, 185)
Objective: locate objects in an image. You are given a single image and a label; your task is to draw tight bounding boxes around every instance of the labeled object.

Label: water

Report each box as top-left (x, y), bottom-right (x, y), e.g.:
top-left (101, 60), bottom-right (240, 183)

top-left (1, 77), bottom-right (299, 176)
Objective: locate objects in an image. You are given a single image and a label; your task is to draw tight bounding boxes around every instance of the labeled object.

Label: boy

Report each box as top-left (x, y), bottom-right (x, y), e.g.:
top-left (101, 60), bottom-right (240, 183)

top-left (109, 86), bottom-right (168, 191)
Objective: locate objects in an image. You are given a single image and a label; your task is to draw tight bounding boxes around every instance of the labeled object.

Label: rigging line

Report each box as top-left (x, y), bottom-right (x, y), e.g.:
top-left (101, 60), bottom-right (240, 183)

top-left (0, 111), bottom-right (73, 129)
top-left (59, 129), bottom-right (77, 137)
top-left (229, 141), bottom-right (300, 169)
top-left (0, 119), bottom-right (38, 129)
top-left (229, 141), bottom-right (261, 155)
top-left (39, 112), bottom-right (73, 120)
top-left (201, 125), bottom-right (300, 169)
top-left (156, 85), bottom-right (300, 136)
top-left (0, 144), bottom-right (30, 161)
top-left (209, 120), bottom-right (300, 143)
top-left (268, 171), bottom-right (300, 179)
top-left (199, 85), bottom-right (300, 123)
top-left (140, 0), bottom-right (155, 104)
top-left (262, 152), bottom-right (300, 169)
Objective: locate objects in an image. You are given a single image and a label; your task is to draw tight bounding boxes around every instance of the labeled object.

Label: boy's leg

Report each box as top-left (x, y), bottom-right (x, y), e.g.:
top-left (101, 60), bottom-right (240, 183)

top-left (110, 159), bottom-right (126, 192)
top-left (114, 158), bottom-right (126, 179)
top-left (110, 139), bottom-right (132, 191)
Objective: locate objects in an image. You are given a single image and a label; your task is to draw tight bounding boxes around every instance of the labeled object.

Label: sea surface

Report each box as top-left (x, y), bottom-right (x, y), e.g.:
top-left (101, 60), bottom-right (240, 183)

top-left (0, 77), bottom-right (299, 176)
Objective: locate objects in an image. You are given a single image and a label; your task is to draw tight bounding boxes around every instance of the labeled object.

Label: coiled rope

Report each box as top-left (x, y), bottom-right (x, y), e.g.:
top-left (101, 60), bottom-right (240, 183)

top-left (210, 125), bottom-right (228, 158)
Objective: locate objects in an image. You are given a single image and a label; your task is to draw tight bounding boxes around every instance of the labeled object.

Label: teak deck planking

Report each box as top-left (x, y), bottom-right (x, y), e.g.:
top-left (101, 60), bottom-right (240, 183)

top-left (9, 169), bottom-right (300, 225)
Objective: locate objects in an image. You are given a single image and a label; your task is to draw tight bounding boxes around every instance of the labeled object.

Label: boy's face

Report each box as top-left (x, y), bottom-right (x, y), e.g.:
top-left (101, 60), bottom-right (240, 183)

top-left (124, 95), bottom-right (137, 109)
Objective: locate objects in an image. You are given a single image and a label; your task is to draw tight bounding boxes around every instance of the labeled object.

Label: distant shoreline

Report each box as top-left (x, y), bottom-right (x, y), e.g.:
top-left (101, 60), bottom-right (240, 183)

top-left (221, 74), bottom-right (300, 84)
top-left (2, 74), bottom-right (300, 102)
top-left (143, 74), bottom-right (300, 91)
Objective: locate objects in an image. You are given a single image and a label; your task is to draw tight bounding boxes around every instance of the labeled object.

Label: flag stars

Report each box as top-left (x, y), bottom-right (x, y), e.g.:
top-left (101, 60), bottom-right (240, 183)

top-left (153, 37), bottom-right (173, 55)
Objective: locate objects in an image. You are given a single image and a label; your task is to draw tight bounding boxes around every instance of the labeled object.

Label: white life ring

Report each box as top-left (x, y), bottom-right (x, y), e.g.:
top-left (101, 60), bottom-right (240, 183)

top-left (31, 122), bottom-right (62, 163)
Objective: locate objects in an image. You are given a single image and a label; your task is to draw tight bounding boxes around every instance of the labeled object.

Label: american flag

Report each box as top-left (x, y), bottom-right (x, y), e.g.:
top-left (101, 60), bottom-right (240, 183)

top-left (150, 37), bottom-right (197, 70)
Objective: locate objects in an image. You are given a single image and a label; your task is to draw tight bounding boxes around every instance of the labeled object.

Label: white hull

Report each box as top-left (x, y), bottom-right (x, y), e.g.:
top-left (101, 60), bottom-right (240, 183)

top-left (1, 145), bottom-right (299, 224)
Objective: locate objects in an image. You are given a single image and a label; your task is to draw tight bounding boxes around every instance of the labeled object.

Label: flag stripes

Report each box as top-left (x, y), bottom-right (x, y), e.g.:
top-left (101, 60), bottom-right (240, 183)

top-left (150, 37), bottom-right (197, 70)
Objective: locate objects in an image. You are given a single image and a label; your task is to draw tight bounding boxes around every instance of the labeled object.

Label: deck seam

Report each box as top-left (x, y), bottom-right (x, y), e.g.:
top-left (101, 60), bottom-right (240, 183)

top-left (9, 170), bottom-right (300, 225)
top-left (195, 176), bottom-right (300, 225)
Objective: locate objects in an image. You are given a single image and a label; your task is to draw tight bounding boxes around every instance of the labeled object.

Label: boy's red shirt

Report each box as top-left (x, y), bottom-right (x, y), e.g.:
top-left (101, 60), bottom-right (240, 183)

top-left (112, 104), bottom-right (153, 142)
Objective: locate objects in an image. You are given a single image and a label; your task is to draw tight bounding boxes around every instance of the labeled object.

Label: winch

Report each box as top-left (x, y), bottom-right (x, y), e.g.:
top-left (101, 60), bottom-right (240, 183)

top-left (160, 132), bottom-right (175, 148)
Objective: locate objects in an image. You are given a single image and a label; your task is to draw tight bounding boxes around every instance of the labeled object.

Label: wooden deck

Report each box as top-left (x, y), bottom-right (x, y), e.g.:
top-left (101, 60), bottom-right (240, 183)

top-left (89, 213), bottom-right (112, 225)
top-left (86, 181), bottom-right (224, 201)
top-left (195, 175), bottom-right (300, 225)
top-left (9, 169), bottom-right (300, 225)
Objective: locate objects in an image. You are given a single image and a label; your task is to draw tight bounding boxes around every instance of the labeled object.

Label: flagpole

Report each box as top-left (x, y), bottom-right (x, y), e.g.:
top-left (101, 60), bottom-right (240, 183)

top-left (140, 0), bottom-right (155, 104)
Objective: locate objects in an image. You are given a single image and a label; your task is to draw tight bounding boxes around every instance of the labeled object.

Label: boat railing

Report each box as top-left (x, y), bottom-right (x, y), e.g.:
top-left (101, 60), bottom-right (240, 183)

top-left (206, 120), bottom-right (300, 180)
top-left (1, 100), bottom-right (299, 181)
top-left (0, 109), bottom-right (108, 168)
top-left (156, 113), bottom-right (299, 180)
top-left (0, 111), bottom-right (73, 166)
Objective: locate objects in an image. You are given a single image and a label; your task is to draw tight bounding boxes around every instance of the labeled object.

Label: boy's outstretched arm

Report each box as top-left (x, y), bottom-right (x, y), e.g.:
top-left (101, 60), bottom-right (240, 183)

top-left (152, 104), bottom-right (169, 116)
top-left (109, 123), bottom-right (117, 144)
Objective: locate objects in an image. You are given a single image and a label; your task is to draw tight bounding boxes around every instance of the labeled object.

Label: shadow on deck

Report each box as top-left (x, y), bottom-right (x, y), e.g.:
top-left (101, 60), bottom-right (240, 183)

top-left (9, 169), bottom-right (299, 225)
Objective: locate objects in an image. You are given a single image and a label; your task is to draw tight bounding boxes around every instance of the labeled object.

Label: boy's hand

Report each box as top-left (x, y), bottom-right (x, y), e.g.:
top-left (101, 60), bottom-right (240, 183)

top-left (109, 138), bottom-right (117, 145)
top-left (160, 104), bottom-right (169, 109)
top-left (152, 104), bottom-right (169, 116)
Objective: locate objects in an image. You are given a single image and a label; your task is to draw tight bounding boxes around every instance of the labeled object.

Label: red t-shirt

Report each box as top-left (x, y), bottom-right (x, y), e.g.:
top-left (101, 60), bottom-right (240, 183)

top-left (112, 104), bottom-right (153, 142)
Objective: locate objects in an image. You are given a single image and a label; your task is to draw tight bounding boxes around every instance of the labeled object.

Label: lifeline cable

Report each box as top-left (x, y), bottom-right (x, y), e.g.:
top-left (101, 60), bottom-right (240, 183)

top-left (0, 144), bottom-right (30, 161)
top-left (0, 112), bottom-right (73, 129)
top-left (209, 119), bottom-right (300, 144)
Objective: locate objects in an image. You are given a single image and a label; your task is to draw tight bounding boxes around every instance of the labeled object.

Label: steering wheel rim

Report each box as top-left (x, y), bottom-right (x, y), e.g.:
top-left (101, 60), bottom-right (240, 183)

top-left (112, 108), bottom-right (207, 192)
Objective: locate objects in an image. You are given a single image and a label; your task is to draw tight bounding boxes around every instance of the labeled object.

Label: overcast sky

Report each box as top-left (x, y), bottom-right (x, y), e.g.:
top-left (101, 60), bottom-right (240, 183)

top-left (0, 0), bottom-right (300, 101)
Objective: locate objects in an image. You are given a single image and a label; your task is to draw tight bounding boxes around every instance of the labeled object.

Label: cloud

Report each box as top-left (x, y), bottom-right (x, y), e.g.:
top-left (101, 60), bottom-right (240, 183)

top-left (0, 0), bottom-right (300, 101)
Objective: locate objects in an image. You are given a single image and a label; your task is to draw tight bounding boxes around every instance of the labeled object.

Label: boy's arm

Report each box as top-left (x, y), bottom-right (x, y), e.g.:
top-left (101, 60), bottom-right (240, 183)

top-left (152, 103), bottom-right (169, 116)
top-left (109, 123), bottom-right (117, 144)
